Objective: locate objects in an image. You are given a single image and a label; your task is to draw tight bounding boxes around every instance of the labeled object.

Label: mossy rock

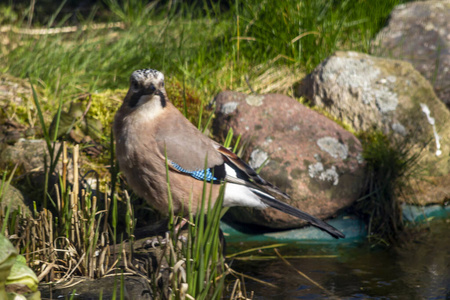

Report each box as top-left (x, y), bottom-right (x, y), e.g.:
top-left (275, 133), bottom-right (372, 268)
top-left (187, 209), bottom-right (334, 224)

top-left (0, 180), bottom-right (31, 216)
top-left (0, 74), bottom-right (48, 129)
top-left (296, 51), bottom-right (450, 204)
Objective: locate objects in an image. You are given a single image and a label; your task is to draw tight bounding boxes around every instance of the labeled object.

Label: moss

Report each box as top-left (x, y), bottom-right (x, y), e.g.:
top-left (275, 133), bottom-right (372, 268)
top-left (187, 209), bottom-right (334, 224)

top-left (165, 77), bottom-right (209, 129)
top-left (0, 74), bottom-right (48, 129)
top-left (295, 96), bottom-right (356, 134)
top-left (5, 103), bottom-right (30, 126)
top-left (89, 89), bottom-right (126, 138)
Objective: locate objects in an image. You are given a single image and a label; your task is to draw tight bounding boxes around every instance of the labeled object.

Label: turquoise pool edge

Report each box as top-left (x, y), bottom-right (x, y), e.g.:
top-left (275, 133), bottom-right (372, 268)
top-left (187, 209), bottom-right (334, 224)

top-left (221, 204), bottom-right (450, 244)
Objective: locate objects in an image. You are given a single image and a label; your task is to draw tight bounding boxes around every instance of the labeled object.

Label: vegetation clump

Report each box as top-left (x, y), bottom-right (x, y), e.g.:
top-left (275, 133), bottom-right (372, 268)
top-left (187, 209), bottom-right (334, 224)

top-left (355, 131), bottom-right (421, 245)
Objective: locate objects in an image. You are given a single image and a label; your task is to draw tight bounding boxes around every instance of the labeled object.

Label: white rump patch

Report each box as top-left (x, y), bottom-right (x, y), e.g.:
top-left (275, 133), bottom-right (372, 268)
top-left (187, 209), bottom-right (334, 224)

top-left (223, 183), bottom-right (268, 209)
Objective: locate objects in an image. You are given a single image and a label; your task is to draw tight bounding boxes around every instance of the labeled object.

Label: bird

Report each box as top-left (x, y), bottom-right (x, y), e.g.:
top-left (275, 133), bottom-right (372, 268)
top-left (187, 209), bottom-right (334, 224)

top-left (113, 68), bottom-right (345, 239)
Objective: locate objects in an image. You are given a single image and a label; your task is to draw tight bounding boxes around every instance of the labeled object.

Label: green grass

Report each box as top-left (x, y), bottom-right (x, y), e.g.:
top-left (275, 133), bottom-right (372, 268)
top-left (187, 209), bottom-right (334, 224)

top-left (234, 0), bottom-right (403, 70)
top-left (162, 157), bottom-right (228, 299)
top-left (1, 0), bottom-right (409, 113)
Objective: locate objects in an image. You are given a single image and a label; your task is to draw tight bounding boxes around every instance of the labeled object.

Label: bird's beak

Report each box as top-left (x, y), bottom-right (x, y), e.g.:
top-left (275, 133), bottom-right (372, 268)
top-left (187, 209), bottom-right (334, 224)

top-left (142, 85), bottom-right (157, 96)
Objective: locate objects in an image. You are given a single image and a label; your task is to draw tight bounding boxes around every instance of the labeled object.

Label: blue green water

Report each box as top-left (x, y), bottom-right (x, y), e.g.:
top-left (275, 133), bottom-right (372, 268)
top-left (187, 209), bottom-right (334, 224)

top-left (223, 207), bottom-right (450, 299)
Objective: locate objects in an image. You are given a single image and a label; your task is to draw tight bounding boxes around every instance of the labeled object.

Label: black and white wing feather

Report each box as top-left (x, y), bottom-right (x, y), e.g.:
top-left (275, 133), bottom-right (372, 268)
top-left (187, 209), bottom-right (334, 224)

top-left (217, 146), bottom-right (345, 239)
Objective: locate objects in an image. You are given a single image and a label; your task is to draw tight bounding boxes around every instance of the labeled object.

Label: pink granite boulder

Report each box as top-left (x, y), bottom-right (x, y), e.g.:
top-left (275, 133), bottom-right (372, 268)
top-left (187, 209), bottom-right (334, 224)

top-left (213, 91), bottom-right (365, 229)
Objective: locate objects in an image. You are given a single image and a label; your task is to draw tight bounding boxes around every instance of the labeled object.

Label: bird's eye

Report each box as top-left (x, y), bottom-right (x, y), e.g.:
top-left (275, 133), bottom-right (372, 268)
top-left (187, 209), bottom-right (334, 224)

top-left (161, 82), bottom-right (165, 88)
top-left (149, 84), bottom-right (156, 92)
top-left (132, 80), bottom-right (139, 90)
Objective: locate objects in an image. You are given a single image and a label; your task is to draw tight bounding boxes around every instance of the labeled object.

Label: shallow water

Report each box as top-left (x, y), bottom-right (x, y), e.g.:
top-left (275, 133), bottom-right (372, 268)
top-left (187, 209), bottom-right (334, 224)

top-left (226, 220), bottom-right (450, 299)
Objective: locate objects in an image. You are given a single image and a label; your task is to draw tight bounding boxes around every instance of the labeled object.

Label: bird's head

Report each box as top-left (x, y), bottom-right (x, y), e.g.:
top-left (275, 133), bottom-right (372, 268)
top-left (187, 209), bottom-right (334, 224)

top-left (123, 68), bottom-right (167, 110)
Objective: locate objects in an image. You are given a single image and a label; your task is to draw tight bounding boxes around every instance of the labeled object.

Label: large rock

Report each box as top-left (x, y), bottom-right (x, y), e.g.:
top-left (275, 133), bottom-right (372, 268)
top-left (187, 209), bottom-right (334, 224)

top-left (0, 139), bottom-right (61, 175)
top-left (0, 74), bottom-right (32, 108)
top-left (295, 51), bottom-right (450, 204)
top-left (0, 181), bottom-right (31, 216)
top-left (373, 0), bottom-right (450, 108)
top-left (0, 74), bottom-right (36, 145)
top-left (213, 91), bottom-right (365, 230)
top-left (0, 139), bottom-right (63, 205)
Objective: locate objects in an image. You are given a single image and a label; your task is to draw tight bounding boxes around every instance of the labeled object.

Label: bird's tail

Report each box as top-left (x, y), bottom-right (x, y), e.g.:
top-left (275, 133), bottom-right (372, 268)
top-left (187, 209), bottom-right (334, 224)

top-left (250, 189), bottom-right (345, 239)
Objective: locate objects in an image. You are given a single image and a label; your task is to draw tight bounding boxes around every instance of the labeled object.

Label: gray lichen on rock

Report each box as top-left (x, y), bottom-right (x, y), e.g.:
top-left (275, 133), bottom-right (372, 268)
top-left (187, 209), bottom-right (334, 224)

top-left (308, 162), bottom-right (324, 178)
top-left (308, 162), bottom-right (339, 186)
top-left (374, 85), bottom-right (398, 113)
top-left (249, 149), bottom-right (269, 169)
top-left (391, 122), bottom-right (407, 136)
top-left (245, 95), bottom-right (264, 106)
top-left (220, 101), bottom-right (239, 115)
top-left (317, 137), bottom-right (348, 160)
top-left (321, 53), bottom-right (398, 112)
top-left (321, 53), bottom-right (379, 105)
top-left (356, 152), bottom-right (364, 164)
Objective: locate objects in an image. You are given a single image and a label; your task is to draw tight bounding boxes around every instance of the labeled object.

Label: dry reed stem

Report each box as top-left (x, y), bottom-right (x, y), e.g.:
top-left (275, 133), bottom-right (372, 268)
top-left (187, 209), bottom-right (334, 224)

top-left (231, 255), bottom-right (338, 261)
top-left (225, 265), bottom-right (277, 289)
top-left (0, 143), bottom-right (119, 284)
top-left (0, 22), bottom-right (125, 35)
top-left (0, 19), bottom-right (215, 36)
top-left (37, 262), bottom-right (57, 281)
top-left (229, 278), bottom-right (253, 300)
top-left (236, 65), bottom-right (302, 96)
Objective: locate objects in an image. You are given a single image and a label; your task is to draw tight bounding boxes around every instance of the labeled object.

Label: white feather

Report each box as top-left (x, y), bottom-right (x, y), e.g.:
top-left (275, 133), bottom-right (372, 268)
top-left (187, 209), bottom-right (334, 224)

top-left (223, 183), bottom-right (268, 209)
top-left (224, 163), bottom-right (238, 178)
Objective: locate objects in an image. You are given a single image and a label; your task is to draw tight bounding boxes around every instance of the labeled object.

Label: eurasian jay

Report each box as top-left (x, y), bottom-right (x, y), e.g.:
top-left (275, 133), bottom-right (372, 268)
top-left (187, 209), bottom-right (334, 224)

top-left (113, 69), bottom-right (345, 239)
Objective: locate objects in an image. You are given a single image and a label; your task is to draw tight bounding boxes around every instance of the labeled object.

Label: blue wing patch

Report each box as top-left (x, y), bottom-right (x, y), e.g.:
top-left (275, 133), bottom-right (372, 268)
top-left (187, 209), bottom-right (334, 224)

top-left (170, 161), bottom-right (217, 181)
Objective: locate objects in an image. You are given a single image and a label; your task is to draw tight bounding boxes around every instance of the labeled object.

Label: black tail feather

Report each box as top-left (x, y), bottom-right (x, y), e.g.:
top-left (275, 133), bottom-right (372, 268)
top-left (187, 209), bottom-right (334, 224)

top-left (251, 189), bottom-right (345, 239)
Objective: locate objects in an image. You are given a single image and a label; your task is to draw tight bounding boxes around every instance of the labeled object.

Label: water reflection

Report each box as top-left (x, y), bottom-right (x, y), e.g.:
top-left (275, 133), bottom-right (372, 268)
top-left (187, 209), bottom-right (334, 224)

top-left (226, 220), bottom-right (450, 299)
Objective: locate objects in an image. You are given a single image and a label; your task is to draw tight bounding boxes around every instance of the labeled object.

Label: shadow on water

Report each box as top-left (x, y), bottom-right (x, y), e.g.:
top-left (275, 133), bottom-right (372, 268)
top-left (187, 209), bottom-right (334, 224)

top-left (226, 220), bottom-right (450, 299)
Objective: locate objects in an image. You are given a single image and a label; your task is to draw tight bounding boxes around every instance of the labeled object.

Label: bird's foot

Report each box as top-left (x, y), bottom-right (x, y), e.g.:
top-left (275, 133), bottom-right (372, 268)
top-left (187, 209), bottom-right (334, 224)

top-left (142, 218), bottom-right (190, 249)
